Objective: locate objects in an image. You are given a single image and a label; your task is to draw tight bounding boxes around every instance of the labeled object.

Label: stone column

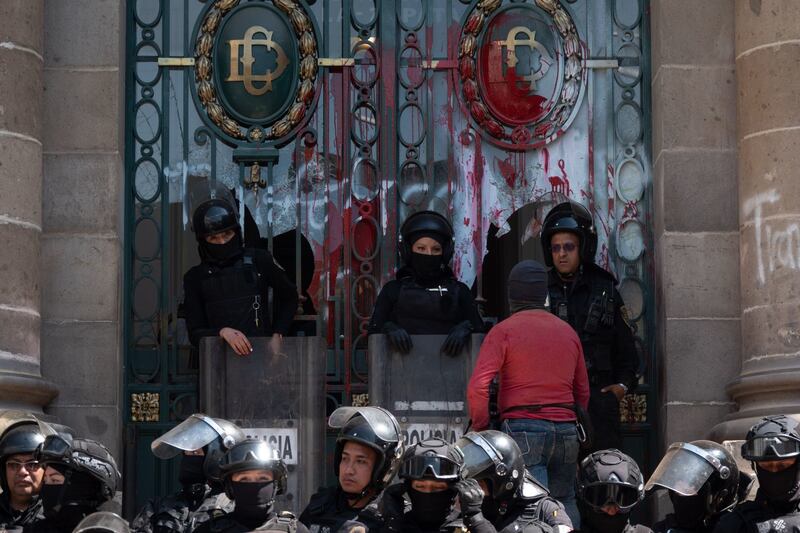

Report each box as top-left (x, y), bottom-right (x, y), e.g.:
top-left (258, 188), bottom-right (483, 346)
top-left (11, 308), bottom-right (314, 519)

top-left (712, 1), bottom-right (800, 439)
top-left (0, 1), bottom-right (58, 410)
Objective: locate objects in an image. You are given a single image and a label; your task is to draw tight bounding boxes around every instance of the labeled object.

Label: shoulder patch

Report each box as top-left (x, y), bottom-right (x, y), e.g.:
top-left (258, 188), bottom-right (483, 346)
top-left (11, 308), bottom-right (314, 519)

top-left (620, 304), bottom-right (634, 329)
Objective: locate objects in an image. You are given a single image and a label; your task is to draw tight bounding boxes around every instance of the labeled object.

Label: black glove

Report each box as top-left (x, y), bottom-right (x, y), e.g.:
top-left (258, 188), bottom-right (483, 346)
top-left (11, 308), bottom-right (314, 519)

top-left (383, 321), bottom-right (412, 353)
top-left (379, 484), bottom-right (407, 532)
top-left (456, 478), bottom-right (484, 517)
top-left (441, 320), bottom-right (473, 357)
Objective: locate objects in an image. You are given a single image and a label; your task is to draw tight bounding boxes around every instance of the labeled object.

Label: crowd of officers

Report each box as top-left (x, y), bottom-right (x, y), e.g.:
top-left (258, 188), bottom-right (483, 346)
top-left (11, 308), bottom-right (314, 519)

top-left (3, 408), bottom-right (800, 533)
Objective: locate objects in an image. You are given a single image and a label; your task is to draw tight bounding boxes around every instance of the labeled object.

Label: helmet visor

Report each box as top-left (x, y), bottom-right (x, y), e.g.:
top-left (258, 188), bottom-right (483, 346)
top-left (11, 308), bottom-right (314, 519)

top-left (455, 433), bottom-right (502, 480)
top-left (742, 435), bottom-right (800, 460)
top-left (581, 482), bottom-right (640, 511)
top-left (401, 455), bottom-right (460, 480)
top-left (644, 443), bottom-right (717, 496)
top-left (73, 512), bottom-right (130, 533)
top-left (222, 441), bottom-right (279, 466)
top-left (328, 407), bottom-right (400, 443)
top-left (151, 414), bottom-right (233, 459)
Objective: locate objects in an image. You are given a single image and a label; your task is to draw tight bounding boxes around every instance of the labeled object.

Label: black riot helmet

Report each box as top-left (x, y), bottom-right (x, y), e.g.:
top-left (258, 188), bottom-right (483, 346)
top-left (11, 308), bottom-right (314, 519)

top-left (151, 413), bottom-right (245, 483)
top-left (577, 449), bottom-right (644, 513)
top-left (219, 439), bottom-right (287, 501)
top-left (73, 512), bottom-right (131, 533)
top-left (540, 200), bottom-right (597, 267)
top-left (742, 415), bottom-right (800, 503)
top-left (0, 417), bottom-right (51, 491)
top-left (35, 435), bottom-right (121, 502)
top-left (455, 430), bottom-right (525, 504)
top-left (329, 406), bottom-right (404, 496)
top-left (399, 210), bottom-right (455, 264)
top-left (646, 441), bottom-right (739, 524)
top-left (399, 438), bottom-right (463, 482)
top-left (191, 198), bottom-right (240, 242)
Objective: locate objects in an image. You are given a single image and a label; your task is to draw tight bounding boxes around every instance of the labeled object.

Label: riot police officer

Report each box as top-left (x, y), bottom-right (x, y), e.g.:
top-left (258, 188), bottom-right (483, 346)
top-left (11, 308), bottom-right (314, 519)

top-left (712, 415), bottom-right (800, 533)
top-left (192, 440), bottom-right (307, 533)
top-left (646, 441), bottom-right (739, 532)
top-left (25, 435), bottom-right (121, 533)
top-left (132, 414), bottom-right (245, 533)
top-left (368, 210), bottom-right (484, 356)
top-left (183, 191), bottom-right (298, 356)
top-left (540, 201), bottom-right (639, 452)
top-left (575, 449), bottom-right (651, 533)
top-left (0, 412), bottom-right (52, 528)
top-left (380, 438), bottom-right (463, 532)
top-left (299, 407), bottom-right (403, 532)
top-left (454, 430), bottom-right (568, 533)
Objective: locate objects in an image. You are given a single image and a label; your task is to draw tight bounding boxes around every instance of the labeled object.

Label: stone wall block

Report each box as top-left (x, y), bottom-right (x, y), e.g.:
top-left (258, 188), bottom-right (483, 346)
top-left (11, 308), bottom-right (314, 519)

top-left (44, 0), bottom-right (120, 67)
top-left (0, 0), bottom-right (44, 54)
top-left (735, 0), bottom-right (800, 56)
top-left (0, 138), bottom-right (42, 226)
top-left (0, 50), bottom-right (42, 139)
top-left (654, 0), bottom-right (734, 67)
top-left (660, 150), bottom-right (738, 232)
top-left (736, 46), bottom-right (800, 139)
top-left (41, 321), bottom-right (118, 406)
top-left (739, 130), bottom-right (800, 213)
top-left (663, 404), bottom-right (735, 444)
top-left (0, 310), bottom-right (39, 372)
top-left (41, 235), bottom-right (120, 321)
top-left (43, 154), bottom-right (120, 233)
top-left (661, 232), bottom-right (740, 318)
top-left (741, 302), bottom-right (800, 361)
top-left (739, 221), bottom-right (800, 309)
top-left (663, 318), bottom-right (741, 403)
top-left (46, 406), bottom-right (120, 461)
top-left (0, 225), bottom-right (40, 309)
top-left (42, 70), bottom-right (118, 152)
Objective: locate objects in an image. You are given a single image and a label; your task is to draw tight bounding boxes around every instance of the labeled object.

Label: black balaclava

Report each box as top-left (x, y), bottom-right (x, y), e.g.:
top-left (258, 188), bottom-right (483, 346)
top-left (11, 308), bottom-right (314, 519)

top-left (507, 260), bottom-right (549, 313)
top-left (40, 470), bottom-right (102, 530)
top-left (756, 461), bottom-right (800, 503)
top-left (408, 232), bottom-right (447, 282)
top-left (178, 454), bottom-right (206, 487)
top-left (581, 505), bottom-right (630, 533)
top-left (230, 480), bottom-right (274, 529)
top-left (670, 490), bottom-right (707, 529)
top-left (198, 232), bottom-right (243, 265)
top-left (407, 484), bottom-right (457, 528)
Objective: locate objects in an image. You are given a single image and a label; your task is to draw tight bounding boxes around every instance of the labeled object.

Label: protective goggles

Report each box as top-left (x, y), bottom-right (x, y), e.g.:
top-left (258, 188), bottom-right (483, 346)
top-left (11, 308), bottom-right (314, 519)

top-left (36, 434), bottom-right (73, 464)
top-left (742, 435), bottom-right (800, 460)
top-left (400, 455), bottom-right (461, 480)
top-left (221, 441), bottom-right (279, 466)
top-left (580, 483), bottom-right (641, 512)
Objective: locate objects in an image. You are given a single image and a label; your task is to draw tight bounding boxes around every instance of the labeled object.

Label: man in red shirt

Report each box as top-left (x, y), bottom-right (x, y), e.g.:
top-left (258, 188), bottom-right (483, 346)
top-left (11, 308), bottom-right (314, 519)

top-left (467, 259), bottom-right (590, 527)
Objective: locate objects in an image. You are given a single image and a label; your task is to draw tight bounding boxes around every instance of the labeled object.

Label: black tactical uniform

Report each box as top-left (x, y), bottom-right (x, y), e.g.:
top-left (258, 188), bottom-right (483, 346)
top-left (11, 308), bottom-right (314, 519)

top-left (647, 441), bottom-right (740, 533)
top-left (712, 415), bottom-right (800, 533)
top-left (131, 484), bottom-right (232, 533)
top-left (454, 431), bottom-right (561, 533)
top-left (183, 198), bottom-right (298, 347)
top-left (575, 449), bottom-right (651, 533)
top-left (300, 407), bottom-right (403, 533)
top-left (368, 211), bottom-right (483, 356)
top-left (541, 202), bottom-right (638, 452)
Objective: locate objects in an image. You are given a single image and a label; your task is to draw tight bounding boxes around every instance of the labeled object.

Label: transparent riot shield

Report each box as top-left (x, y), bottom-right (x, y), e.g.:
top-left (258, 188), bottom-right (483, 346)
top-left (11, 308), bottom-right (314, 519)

top-left (199, 336), bottom-right (325, 514)
top-left (368, 334), bottom-right (483, 448)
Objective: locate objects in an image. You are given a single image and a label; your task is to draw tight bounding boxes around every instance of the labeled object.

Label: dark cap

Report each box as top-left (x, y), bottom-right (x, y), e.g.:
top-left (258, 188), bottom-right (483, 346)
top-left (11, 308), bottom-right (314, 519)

top-left (507, 260), bottom-right (548, 311)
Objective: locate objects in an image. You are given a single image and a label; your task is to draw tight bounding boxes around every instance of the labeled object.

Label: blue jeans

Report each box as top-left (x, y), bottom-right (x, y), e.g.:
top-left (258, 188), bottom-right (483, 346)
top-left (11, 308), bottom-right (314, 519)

top-left (503, 418), bottom-right (580, 528)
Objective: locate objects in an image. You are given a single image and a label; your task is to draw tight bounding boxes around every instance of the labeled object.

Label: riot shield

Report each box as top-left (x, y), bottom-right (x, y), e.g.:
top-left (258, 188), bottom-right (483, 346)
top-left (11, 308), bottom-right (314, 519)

top-left (199, 336), bottom-right (325, 514)
top-left (368, 334), bottom-right (483, 448)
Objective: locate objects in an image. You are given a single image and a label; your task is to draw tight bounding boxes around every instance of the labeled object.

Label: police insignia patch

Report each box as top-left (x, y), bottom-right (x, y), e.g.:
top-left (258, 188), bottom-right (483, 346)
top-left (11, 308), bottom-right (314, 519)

top-left (620, 305), bottom-right (634, 329)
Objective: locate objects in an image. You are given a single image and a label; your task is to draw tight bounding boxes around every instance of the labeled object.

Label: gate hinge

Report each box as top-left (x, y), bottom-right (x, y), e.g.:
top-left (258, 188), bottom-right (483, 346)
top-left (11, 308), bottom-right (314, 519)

top-left (157, 57), bottom-right (195, 67)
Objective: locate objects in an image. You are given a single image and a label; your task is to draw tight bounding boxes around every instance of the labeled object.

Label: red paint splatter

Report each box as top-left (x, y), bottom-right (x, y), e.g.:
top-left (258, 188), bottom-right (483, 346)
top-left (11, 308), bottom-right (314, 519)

top-left (548, 159), bottom-right (571, 196)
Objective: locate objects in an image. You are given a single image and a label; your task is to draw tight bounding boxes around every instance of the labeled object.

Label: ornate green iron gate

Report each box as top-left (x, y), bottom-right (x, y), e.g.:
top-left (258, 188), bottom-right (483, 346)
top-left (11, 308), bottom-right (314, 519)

top-left (124, 0), bottom-right (653, 514)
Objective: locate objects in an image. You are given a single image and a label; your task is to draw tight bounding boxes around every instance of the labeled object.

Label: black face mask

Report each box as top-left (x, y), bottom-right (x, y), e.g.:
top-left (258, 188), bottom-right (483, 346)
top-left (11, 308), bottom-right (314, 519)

top-left (409, 252), bottom-right (444, 281)
top-left (40, 484), bottom-right (96, 528)
top-left (670, 492), bottom-right (707, 529)
top-left (407, 486), bottom-right (457, 528)
top-left (583, 509), bottom-right (630, 533)
top-left (757, 463), bottom-right (800, 502)
top-left (230, 480), bottom-right (274, 526)
top-left (199, 233), bottom-right (243, 265)
top-left (179, 455), bottom-right (207, 487)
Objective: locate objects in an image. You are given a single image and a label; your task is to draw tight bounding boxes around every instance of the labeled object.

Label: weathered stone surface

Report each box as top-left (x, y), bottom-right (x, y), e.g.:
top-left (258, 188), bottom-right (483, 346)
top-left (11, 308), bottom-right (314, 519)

top-left (0, 49), bottom-right (42, 140)
top-left (741, 302), bottom-right (800, 361)
top-left (46, 405), bottom-right (121, 462)
top-left (0, 309), bottom-right (39, 372)
top-left (663, 404), bottom-right (735, 445)
top-left (739, 129), bottom-right (800, 214)
top-left (736, 44), bottom-right (800, 139)
top-left (661, 232), bottom-right (740, 318)
top-left (652, 66), bottom-right (736, 154)
top-left (739, 216), bottom-right (800, 309)
top-left (43, 153), bottom-right (120, 233)
top-left (44, 0), bottom-right (120, 67)
top-left (0, 224), bottom-right (39, 310)
top-left (41, 321), bottom-right (118, 406)
top-left (660, 149), bottom-right (738, 232)
top-left (0, 137), bottom-right (41, 227)
top-left (40, 234), bottom-right (120, 321)
top-left (0, 0), bottom-right (44, 55)
top-left (735, 0), bottom-right (800, 57)
top-left (42, 70), bottom-right (118, 152)
top-left (663, 318), bottom-right (741, 402)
